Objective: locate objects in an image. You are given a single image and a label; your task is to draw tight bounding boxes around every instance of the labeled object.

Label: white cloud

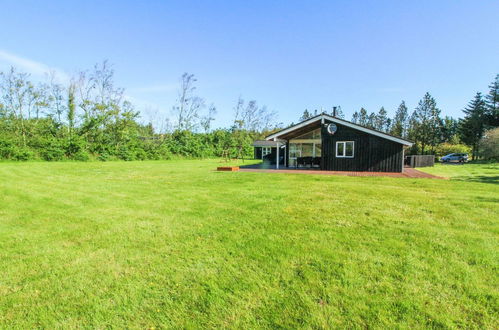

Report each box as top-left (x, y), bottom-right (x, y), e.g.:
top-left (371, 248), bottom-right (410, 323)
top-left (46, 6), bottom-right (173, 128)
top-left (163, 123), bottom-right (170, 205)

top-left (0, 49), bottom-right (70, 83)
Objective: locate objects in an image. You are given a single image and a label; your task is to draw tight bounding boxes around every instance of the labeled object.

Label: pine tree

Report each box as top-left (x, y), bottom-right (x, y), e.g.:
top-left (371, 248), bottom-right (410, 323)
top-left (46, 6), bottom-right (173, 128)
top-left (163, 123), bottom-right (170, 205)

top-left (358, 108), bottom-right (368, 126)
top-left (440, 116), bottom-right (459, 143)
top-left (367, 112), bottom-right (376, 129)
top-left (331, 106), bottom-right (345, 119)
top-left (485, 74), bottom-right (499, 127)
top-left (459, 92), bottom-right (487, 160)
top-left (409, 92), bottom-right (442, 154)
top-left (375, 107), bottom-right (389, 131)
top-left (351, 111), bottom-right (359, 124)
top-left (300, 109), bottom-right (312, 121)
top-left (390, 101), bottom-right (408, 137)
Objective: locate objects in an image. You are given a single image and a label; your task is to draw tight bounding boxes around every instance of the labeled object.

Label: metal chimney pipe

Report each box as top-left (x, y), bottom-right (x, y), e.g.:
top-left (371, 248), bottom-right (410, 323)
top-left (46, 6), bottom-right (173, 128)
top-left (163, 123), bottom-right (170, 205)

top-left (333, 106), bottom-right (337, 117)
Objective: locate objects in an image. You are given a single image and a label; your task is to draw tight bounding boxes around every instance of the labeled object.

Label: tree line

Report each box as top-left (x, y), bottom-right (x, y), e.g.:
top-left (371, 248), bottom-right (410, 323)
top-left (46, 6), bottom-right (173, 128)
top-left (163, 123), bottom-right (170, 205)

top-left (0, 61), bottom-right (497, 162)
top-left (0, 63), bottom-right (277, 161)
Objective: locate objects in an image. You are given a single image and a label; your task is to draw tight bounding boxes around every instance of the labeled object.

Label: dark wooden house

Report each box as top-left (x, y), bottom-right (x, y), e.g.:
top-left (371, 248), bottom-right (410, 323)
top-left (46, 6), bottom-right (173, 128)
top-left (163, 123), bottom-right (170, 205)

top-left (253, 113), bottom-right (413, 172)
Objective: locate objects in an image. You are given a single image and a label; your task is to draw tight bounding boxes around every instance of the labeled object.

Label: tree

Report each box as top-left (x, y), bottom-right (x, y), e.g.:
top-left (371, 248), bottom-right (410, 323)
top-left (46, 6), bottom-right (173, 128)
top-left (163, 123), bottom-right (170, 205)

top-left (366, 112), bottom-right (376, 129)
top-left (358, 108), bottom-right (369, 126)
top-left (0, 67), bottom-right (35, 146)
top-left (200, 104), bottom-right (217, 133)
top-left (390, 101), bottom-right (408, 137)
top-left (48, 71), bottom-right (66, 124)
top-left (233, 97), bottom-right (276, 133)
top-left (485, 74), bottom-right (499, 127)
top-left (459, 92), bottom-right (487, 160)
top-left (172, 73), bottom-right (206, 131)
top-left (300, 109), bottom-right (312, 121)
top-left (232, 97), bottom-right (277, 160)
top-left (440, 116), bottom-right (459, 143)
top-left (374, 106), bottom-right (389, 131)
top-left (409, 92), bottom-right (442, 154)
top-left (351, 111), bottom-right (359, 124)
top-left (479, 127), bottom-right (499, 160)
top-left (331, 106), bottom-right (345, 119)
top-left (67, 83), bottom-right (76, 139)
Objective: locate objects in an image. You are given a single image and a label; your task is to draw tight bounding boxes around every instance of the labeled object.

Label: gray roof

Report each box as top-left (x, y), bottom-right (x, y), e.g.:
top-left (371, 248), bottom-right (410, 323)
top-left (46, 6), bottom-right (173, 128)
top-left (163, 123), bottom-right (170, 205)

top-left (252, 140), bottom-right (285, 147)
top-left (265, 113), bottom-right (413, 146)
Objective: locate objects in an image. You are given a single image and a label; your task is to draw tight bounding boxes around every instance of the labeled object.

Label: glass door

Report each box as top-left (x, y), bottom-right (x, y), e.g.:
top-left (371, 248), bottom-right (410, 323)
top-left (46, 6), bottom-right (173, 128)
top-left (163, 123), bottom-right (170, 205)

top-left (289, 144), bottom-right (301, 167)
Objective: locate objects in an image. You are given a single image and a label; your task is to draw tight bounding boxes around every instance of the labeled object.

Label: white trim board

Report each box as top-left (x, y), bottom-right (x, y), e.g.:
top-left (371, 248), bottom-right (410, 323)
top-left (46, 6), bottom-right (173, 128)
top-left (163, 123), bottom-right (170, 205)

top-left (266, 114), bottom-right (413, 146)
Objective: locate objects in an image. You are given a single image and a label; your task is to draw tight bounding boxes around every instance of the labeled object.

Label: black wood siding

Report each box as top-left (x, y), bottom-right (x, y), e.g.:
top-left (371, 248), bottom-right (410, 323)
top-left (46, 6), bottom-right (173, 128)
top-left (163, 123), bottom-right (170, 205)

top-left (321, 123), bottom-right (404, 172)
top-left (254, 147), bottom-right (262, 159)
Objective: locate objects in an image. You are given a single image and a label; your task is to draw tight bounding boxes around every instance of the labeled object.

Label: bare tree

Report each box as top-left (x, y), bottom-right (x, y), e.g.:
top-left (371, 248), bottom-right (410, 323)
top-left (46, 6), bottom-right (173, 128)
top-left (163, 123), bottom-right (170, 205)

top-left (233, 96), bottom-right (277, 132)
top-left (67, 82), bottom-right (76, 139)
top-left (172, 73), bottom-right (206, 131)
top-left (90, 60), bottom-right (124, 112)
top-left (232, 96), bottom-right (278, 160)
top-left (47, 71), bottom-right (66, 123)
top-left (32, 82), bottom-right (50, 120)
top-left (0, 67), bottom-right (35, 145)
top-left (201, 104), bottom-right (217, 132)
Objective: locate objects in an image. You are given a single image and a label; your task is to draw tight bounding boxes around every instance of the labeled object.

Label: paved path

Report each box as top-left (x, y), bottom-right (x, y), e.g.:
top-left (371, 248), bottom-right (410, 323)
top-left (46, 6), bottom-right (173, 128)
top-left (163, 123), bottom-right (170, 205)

top-left (239, 167), bottom-right (445, 179)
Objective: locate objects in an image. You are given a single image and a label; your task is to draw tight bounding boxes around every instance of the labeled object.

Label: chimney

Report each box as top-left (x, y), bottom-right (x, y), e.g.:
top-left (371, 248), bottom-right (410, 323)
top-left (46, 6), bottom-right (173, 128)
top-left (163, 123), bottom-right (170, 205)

top-left (332, 106), bottom-right (337, 117)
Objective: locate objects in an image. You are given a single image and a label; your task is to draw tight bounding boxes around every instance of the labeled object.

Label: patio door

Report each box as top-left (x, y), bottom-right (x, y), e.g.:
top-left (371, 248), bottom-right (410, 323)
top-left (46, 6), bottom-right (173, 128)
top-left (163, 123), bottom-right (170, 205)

top-left (289, 144), bottom-right (301, 167)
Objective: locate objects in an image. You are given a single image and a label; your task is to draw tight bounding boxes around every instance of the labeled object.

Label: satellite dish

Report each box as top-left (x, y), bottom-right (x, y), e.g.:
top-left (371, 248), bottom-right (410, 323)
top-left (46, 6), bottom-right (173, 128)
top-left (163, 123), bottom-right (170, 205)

top-left (327, 123), bottom-right (337, 135)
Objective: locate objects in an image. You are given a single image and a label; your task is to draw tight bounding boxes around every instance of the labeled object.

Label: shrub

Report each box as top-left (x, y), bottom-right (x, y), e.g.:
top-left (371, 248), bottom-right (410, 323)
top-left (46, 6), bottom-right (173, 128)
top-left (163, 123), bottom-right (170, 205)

top-left (40, 145), bottom-right (65, 161)
top-left (0, 139), bottom-right (16, 159)
top-left (435, 143), bottom-right (471, 158)
top-left (13, 148), bottom-right (34, 161)
top-left (134, 149), bottom-right (148, 161)
top-left (98, 152), bottom-right (111, 162)
top-left (117, 145), bottom-right (135, 161)
top-left (480, 127), bottom-right (499, 161)
top-left (72, 150), bottom-right (90, 161)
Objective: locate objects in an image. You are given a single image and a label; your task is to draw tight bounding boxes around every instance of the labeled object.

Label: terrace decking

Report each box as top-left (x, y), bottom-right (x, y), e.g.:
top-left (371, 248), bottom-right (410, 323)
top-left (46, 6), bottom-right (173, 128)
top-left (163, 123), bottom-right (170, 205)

top-left (238, 165), bottom-right (444, 179)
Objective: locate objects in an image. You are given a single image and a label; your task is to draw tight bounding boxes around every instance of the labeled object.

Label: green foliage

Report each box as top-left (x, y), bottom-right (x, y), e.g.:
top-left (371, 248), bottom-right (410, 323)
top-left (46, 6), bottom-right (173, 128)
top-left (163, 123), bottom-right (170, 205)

top-left (440, 116), bottom-right (459, 143)
top-left (0, 66), bottom-right (268, 162)
top-left (0, 139), bottom-right (16, 159)
top-left (299, 109), bottom-right (313, 121)
top-left (408, 92), bottom-right (442, 154)
top-left (390, 101), bottom-right (409, 137)
top-left (479, 127), bottom-right (499, 160)
top-left (434, 142), bottom-right (471, 157)
top-left (12, 147), bottom-right (34, 161)
top-left (39, 139), bottom-right (65, 161)
top-left (485, 74), bottom-right (499, 126)
top-left (459, 92), bottom-right (488, 160)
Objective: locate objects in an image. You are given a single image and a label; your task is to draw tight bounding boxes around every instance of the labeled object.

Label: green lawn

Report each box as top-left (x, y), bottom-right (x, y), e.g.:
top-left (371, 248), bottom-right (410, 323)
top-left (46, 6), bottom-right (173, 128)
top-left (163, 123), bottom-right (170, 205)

top-left (419, 162), bottom-right (499, 184)
top-left (0, 160), bottom-right (497, 328)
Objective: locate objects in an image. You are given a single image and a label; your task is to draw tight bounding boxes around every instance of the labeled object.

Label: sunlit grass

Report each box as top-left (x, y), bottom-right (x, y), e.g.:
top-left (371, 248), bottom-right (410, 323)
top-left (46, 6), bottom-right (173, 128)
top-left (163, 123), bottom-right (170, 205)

top-left (0, 160), bottom-right (497, 328)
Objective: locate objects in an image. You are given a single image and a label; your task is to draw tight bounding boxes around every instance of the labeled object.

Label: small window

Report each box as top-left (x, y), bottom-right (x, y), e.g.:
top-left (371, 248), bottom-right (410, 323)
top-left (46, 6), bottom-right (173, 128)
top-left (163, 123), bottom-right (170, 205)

top-left (262, 147), bottom-right (272, 157)
top-left (336, 141), bottom-right (354, 158)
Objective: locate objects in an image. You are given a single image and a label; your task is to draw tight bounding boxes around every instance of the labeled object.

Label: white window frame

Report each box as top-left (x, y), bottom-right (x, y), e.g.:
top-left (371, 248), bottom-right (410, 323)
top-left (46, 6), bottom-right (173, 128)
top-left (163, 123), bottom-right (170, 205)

top-left (262, 147), bottom-right (272, 159)
top-left (336, 141), bottom-right (354, 158)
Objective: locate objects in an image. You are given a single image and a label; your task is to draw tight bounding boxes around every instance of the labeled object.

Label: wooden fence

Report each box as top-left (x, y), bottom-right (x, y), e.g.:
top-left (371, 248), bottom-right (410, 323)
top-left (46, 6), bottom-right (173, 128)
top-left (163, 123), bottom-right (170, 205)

top-left (405, 155), bottom-right (435, 168)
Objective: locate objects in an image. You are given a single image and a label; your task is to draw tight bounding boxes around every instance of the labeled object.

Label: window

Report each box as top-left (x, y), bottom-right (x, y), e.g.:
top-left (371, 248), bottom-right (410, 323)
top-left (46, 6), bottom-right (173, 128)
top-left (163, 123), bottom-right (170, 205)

top-left (336, 141), bottom-right (354, 158)
top-left (262, 147), bottom-right (272, 157)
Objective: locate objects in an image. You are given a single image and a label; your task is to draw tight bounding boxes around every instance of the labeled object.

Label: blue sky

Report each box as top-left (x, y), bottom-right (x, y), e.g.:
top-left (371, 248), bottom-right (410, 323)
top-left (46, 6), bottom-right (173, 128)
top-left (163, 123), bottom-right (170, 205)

top-left (1, 0), bottom-right (498, 128)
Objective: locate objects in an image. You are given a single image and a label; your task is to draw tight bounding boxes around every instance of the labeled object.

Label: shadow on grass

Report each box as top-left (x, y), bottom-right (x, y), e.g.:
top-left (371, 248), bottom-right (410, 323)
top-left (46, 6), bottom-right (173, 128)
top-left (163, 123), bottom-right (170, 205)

top-left (454, 175), bottom-right (499, 185)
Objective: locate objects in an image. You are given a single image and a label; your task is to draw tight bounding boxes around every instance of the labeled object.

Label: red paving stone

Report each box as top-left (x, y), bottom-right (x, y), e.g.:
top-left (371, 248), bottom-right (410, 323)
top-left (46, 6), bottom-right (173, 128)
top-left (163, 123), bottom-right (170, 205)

top-left (239, 167), bottom-right (445, 179)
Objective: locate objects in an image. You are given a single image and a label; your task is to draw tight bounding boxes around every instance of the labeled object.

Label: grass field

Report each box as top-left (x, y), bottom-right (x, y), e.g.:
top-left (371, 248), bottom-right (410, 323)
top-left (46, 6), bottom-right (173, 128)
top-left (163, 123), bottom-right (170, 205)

top-left (0, 160), bottom-right (497, 328)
